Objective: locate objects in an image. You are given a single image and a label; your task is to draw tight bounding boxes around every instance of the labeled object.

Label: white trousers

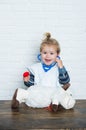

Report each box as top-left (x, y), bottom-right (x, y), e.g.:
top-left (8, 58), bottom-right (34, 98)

top-left (16, 86), bottom-right (76, 109)
top-left (51, 87), bottom-right (76, 109)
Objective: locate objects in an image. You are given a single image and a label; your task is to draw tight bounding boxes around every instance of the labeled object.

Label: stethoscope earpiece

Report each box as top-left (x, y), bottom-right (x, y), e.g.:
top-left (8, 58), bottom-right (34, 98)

top-left (37, 54), bottom-right (41, 61)
top-left (57, 56), bottom-right (60, 59)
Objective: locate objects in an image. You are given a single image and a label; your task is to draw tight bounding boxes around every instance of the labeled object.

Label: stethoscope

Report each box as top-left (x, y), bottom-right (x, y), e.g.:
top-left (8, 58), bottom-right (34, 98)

top-left (26, 54), bottom-right (61, 83)
top-left (37, 54), bottom-right (61, 72)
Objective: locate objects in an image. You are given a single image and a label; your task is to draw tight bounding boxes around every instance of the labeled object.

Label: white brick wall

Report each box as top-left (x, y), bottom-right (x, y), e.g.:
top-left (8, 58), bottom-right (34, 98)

top-left (0, 0), bottom-right (86, 99)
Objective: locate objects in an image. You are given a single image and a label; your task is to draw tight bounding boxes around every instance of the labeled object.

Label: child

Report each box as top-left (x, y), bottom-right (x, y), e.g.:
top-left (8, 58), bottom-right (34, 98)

top-left (11, 33), bottom-right (75, 112)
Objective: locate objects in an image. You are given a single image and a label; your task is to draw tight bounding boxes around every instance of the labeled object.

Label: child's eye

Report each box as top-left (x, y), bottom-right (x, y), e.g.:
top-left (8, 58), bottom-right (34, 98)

top-left (50, 53), bottom-right (54, 55)
top-left (43, 52), bottom-right (47, 54)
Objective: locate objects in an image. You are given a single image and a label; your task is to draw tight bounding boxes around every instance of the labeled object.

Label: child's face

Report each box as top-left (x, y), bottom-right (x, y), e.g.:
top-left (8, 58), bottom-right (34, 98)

top-left (41, 45), bottom-right (58, 65)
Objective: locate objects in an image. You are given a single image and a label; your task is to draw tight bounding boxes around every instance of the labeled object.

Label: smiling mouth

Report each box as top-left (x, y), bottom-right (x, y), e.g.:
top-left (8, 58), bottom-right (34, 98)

top-left (45, 59), bottom-right (51, 62)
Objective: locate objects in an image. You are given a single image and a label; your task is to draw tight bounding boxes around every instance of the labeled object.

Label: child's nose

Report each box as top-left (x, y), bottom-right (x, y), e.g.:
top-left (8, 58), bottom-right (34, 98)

top-left (46, 53), bottom-right (50, 57)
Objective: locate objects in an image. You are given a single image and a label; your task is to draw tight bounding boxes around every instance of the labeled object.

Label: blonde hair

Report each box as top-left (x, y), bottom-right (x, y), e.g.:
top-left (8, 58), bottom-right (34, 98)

top-left (40, 32), bottom-right (60, 54)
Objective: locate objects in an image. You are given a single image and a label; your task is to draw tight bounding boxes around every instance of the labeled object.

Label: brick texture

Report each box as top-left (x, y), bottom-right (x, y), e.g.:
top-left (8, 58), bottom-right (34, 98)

top-left (0, 0), bottom-right (86, 99)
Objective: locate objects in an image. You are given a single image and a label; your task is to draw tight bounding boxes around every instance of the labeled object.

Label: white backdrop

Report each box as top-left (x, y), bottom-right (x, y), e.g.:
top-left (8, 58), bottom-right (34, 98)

top-left (0, 0), bottom-right (86, 99)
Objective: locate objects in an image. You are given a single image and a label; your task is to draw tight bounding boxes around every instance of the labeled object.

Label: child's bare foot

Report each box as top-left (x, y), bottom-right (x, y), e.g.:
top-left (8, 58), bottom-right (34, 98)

top-left (11, 89), bottom-right (19, 109)
top-left (62, 83), bottom-right (70, 90)
top-left (51, 104), bottom-right (58, 112)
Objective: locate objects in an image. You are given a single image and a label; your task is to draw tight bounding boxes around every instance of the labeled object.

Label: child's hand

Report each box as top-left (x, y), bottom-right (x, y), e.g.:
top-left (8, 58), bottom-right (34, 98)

top-left (23, 76), bottom-right (30, 82)
top-left (56, 57), bottom-right (63, 68)
top-left (23, 72), bottom-right (30, 82)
